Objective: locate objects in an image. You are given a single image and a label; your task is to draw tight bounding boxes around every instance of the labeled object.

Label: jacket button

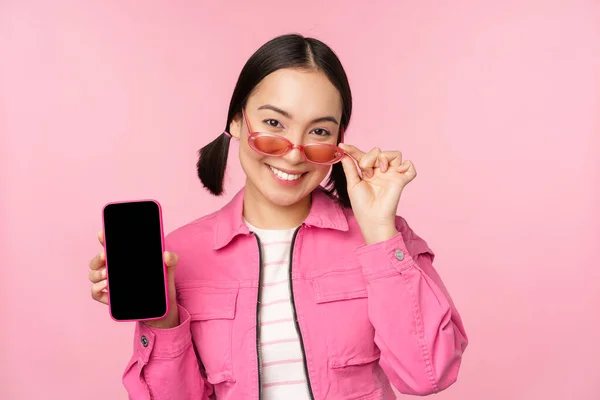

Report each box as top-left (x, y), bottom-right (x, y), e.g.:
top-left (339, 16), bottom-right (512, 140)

top-left (394, 249), bottom-right (405, 261)
top-left (141, 335), bottom-right (149, 347)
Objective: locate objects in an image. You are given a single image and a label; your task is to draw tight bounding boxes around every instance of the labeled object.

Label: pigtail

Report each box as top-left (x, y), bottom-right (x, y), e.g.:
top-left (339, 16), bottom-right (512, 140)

top-left (324, 162), bottom-right (351, 208)
top-left (196, 132), bottom-right (232, 196)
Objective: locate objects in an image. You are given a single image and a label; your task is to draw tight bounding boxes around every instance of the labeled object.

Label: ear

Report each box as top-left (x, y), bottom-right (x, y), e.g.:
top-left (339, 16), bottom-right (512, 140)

top-left (338, 126), bottom-right (345, 144)
top-left (228, 113), bottom-right (243, 139)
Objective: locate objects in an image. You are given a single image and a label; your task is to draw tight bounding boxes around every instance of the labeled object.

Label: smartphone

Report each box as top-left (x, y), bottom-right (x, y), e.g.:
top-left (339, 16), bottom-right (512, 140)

top-left (102, 200), bottom-right (169, 322)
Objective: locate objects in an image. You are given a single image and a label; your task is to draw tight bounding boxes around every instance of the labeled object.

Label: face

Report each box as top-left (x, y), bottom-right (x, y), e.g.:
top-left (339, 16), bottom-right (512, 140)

top-left (230, 68), bottom-right (343, 209)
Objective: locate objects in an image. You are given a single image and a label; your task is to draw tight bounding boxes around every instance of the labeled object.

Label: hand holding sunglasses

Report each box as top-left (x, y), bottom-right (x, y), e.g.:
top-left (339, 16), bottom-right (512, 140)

top-left (338, 143), bottom-right (417, 246)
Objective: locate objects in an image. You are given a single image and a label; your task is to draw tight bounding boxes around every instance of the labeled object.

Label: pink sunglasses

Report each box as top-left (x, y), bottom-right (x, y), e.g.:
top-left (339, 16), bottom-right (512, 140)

top-left (225, 110), bottom-right (346, 166)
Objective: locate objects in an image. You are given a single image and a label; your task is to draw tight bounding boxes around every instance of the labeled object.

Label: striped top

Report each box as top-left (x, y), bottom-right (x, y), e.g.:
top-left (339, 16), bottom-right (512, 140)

top-left (245, 220), bottom-right (311, 400)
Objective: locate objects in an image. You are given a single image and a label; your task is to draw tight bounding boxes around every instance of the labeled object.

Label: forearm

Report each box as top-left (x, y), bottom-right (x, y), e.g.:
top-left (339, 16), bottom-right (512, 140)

top-left (356, 231), bottom-right (468, 395)
top-left (123, 305), bottom-right (212, 400)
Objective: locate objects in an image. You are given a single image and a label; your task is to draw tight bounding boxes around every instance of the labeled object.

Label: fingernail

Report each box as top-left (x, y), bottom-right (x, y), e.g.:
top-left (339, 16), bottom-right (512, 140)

top-left (102, 269), bottom-right (106, 277)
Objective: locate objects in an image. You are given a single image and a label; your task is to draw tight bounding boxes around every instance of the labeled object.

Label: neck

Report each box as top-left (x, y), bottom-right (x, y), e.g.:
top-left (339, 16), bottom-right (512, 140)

top-left (242, 182), bottom-right (311, 230)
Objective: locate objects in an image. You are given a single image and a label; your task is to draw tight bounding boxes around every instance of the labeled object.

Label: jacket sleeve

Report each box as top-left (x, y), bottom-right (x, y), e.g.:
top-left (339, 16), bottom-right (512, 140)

top-left (355, 217), bottom-right (468, 395)
top-left (122, 305), bottom-right (212, 400)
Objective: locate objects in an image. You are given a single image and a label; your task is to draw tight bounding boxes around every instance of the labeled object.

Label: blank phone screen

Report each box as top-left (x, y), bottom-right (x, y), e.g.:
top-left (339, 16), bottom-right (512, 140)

top-left (103, 201), bottom-right (167, 321)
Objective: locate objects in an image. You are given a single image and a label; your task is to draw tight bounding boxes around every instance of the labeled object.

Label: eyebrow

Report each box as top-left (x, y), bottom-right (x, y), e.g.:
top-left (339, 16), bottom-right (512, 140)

top-left (257, 104), bottom-right (339, 125)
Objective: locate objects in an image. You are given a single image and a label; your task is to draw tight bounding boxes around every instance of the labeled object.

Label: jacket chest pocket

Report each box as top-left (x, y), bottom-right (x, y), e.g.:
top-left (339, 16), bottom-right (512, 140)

top-left (178, 284), bottom-right (239, 385)
top-left (312, 268), bottom-right (380, 369)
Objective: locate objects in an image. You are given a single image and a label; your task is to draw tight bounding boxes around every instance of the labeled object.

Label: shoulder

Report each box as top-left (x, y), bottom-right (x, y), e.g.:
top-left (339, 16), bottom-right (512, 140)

top-left (164, 210), bottom-right (219, 252)
top-left (163, 210), bottom-right (224, 284)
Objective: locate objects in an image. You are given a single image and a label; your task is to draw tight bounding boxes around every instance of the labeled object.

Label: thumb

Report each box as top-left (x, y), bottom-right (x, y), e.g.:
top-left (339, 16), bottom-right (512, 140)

top-left (340, 154), bottom-right (361, 188)
top-left (164, 251), bottom-right (178, 304)
top-left (164, 251), bottom-right (179, 270)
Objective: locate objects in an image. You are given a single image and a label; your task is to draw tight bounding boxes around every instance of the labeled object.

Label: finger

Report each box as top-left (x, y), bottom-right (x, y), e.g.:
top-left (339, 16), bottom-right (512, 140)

top-left (380, 151), bottom-right (403, 167)
top-left (89, 251), bottom-right (105, 270)
top-left (358, 148), bottom-right (382, 178)
top-left (338, 144), bottom-right (366, 163)
top-left (91, 280), bottom-right (108, 304)
top-left (404, 160), bottom-right (417, 179)
top-left (88, 267), bottom-right (107, 283)
top-left (164, 251), bottom-right (179, 269)
top-left (396, 160), bottom-right (410, 172)
top-left (397, 160), bottom-right (417, 180)
top-left (163, 251), bottom-right (179, 304)
top-left (98, 230), bottom-right (104, 246)
top-left (340, 154), bottom-right (361, 188)
top-left (378, 153), bottom-right (389, 172)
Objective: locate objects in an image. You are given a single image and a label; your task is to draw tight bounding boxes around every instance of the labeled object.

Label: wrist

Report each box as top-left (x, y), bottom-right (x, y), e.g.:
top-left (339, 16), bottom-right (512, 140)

top-left (361, 223), bottom-right (398, 245)
top-left (143, 307), bottom-right (180, 329)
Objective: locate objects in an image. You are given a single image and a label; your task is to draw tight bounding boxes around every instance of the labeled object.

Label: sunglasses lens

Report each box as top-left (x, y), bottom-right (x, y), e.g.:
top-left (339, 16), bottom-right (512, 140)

top-left (251, 134), bottom-right (341, 164)
top-left (253, 136), bottom-right (290, 155)
top-left (304, 145), bottom-right (341, 163)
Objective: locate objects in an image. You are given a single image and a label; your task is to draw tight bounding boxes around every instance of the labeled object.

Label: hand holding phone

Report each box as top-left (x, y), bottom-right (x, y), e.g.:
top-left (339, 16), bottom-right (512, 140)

top-left (88, 200), bottom-right (179, 328)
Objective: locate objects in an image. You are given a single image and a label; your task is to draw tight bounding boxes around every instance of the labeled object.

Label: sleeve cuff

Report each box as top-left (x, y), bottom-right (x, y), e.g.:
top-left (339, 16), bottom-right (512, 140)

top-left (134, 305), bottom-right (192, 363)
top-left (355, 231), bottom-right (416, 276)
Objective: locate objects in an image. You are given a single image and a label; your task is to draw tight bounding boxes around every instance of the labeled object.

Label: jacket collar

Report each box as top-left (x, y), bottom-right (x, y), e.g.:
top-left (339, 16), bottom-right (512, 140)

top-left (213, 186), bottom-right (349, 250)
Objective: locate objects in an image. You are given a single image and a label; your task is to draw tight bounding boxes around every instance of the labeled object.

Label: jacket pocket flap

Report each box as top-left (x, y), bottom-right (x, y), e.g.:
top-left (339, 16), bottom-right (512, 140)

top-left (313, 268), bottom-right (368, 304)
top-left (179, 285), bottom-right (239, 321)
top-left (330, 352), bottom-right (380, 369)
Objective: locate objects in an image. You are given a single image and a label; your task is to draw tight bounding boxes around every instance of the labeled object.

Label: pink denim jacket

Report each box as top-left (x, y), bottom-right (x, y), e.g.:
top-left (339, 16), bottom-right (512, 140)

top-left (122, 187), bottom-right (468, 399)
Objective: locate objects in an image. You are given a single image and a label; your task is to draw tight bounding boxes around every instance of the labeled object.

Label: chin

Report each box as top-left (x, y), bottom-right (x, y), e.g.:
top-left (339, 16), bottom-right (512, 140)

top-left (260, 170), bottom-right (322, 207)
top-left (254, 181), bottom-right (305, 206)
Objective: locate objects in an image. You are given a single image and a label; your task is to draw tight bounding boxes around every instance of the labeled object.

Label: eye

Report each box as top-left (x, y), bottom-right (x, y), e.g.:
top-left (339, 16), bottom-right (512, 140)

top-left (263, 119), bottom-right (283, 128)
top-left (311, 128), bottom-right (331, 137)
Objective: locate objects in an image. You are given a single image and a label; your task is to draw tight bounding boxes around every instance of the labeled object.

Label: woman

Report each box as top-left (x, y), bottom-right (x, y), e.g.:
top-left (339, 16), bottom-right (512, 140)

top-left (89, 34), bottom-right (468, 400)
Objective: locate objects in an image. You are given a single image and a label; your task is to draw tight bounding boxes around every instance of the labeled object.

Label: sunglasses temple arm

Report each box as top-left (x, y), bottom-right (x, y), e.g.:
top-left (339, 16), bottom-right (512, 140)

top-left (342, 151), bottom-right (358, 162)
top-left (222, 109), bottom-right (251, 138)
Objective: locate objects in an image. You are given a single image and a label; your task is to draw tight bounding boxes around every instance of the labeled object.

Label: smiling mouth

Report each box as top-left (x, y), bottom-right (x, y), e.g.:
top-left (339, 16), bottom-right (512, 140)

top-left (268, 165), bottom-right (307, 181)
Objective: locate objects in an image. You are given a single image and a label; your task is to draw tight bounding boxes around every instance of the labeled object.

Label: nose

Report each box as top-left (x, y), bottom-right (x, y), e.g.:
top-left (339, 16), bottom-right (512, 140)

top-left (283, 144), bottom-right (305, 165)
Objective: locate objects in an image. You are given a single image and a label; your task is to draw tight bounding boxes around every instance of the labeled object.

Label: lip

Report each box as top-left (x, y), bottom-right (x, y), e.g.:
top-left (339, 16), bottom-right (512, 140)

top-left (266, 164), bottom-right (307, 186)
top-left (266, 164), bottom-right (307, 175)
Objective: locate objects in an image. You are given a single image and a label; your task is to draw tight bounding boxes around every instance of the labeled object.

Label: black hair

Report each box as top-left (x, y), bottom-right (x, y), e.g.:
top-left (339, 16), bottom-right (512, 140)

top-left (196, 33), bottom-right (353, 207)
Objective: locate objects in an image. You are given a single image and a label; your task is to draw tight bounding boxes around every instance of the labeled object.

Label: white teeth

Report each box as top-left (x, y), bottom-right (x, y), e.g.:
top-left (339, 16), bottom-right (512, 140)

top-left (269, 166), bottom-right (302, 181)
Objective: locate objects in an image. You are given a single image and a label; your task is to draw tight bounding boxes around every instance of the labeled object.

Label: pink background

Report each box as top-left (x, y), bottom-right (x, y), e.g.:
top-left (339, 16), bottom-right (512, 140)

top-left (1, 1), bottom-right (599, 399)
